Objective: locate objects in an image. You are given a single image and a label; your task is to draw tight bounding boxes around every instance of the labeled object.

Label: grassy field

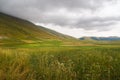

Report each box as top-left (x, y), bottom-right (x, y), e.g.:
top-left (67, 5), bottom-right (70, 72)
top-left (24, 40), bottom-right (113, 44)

top-left (1, 12), bottom-right (120, 80)
top-left (0, 46), bottom-right (120, 80)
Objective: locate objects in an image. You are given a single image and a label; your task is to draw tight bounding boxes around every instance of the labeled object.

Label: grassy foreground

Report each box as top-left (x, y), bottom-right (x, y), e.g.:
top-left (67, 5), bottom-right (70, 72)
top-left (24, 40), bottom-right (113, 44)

top-left (0, 46), bottom-right (120, 80)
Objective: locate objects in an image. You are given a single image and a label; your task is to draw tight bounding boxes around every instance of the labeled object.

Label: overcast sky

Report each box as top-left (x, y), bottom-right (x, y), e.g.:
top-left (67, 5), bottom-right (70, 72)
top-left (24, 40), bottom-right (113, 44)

top-left (0, 0), bottom-right (120, 38)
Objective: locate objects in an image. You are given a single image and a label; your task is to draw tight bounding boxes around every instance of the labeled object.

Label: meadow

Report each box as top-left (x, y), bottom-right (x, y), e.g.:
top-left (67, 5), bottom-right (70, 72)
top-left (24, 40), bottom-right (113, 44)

top-left (1, 10), bottom-right (120, 80)
top-left (0, 46), bottom-right (120, 80)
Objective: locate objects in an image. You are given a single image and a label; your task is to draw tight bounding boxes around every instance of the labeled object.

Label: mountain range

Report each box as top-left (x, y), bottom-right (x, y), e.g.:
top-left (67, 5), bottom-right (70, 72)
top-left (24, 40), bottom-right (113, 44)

top-left (0, 12), bottom-right (120, 47)
top-left (80, 36), bottom-right (120, 41)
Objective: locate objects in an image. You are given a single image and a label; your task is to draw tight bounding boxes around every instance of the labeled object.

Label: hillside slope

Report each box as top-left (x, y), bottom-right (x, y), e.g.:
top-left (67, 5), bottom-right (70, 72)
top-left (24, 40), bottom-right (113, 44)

top-left (0, 13), bottom-right (76, 45)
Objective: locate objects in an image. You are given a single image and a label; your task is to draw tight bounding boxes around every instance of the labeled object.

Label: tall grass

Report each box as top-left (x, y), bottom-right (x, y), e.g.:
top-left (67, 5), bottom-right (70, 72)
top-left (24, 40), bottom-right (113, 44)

top-left (0, 47), bottom-right (120, 80)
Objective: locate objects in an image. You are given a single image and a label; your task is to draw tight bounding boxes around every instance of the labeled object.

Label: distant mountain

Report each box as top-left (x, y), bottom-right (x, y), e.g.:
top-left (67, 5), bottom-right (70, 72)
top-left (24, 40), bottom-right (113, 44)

top-left (79, 36), bottom-right (120, 41)
top-left (0, 12), bottom-right (76, 45)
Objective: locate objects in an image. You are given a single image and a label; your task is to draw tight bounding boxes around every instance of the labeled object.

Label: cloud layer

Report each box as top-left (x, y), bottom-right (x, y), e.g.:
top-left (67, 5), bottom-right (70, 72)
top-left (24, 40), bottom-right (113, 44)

top-left (0, 0), bottom-right (120, 37)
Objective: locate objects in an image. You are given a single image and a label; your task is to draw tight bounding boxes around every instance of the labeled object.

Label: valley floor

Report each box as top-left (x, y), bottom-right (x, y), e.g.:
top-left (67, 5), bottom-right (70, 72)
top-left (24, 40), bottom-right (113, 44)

top-left (0, 45), bottom-right (120, 80)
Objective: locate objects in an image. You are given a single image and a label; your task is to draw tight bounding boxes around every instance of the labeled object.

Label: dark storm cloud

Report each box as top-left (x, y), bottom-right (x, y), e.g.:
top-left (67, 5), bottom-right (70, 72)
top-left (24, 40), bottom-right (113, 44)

top-left (0, 0), bottom-right (119, 30)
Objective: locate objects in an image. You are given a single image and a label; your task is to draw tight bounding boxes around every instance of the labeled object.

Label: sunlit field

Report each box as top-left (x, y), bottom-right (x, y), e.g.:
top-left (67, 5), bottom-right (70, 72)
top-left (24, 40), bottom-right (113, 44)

top-left (0, 46), bottom-right (120, 80)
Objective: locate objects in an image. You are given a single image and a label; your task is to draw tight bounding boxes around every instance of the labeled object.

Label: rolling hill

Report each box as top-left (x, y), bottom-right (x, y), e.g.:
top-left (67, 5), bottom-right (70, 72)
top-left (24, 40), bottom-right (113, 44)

top-left (0, 12), bottom-right (77, 46)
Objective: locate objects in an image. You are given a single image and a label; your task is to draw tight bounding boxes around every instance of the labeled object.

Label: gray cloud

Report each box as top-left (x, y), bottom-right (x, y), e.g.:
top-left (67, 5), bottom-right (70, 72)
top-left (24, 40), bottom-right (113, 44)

top-left (0, 0), bottom-right (119, 31)
top-left (74, 17), bottom-right (120, 30)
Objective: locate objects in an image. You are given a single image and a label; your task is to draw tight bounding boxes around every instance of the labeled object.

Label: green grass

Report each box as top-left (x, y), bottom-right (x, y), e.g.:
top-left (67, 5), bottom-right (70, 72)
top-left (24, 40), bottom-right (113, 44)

top-left (0, 46), bottom-right (120, 80)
